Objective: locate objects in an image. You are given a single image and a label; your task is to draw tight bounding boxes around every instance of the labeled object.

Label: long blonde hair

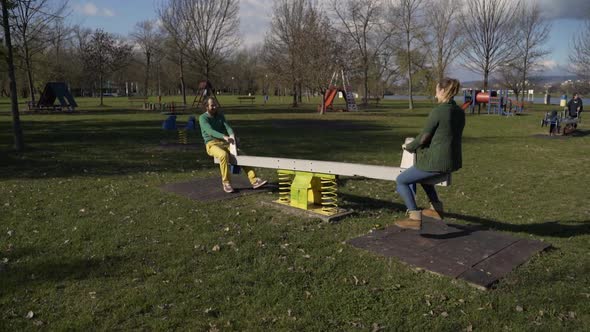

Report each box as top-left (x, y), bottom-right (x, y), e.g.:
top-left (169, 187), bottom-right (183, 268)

top-left (437, 78), bottom-right (461, 103)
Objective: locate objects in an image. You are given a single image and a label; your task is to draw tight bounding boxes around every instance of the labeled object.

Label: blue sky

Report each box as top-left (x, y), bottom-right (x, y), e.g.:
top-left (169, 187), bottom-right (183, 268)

top-left (69, 0), bottom-right (588, 81)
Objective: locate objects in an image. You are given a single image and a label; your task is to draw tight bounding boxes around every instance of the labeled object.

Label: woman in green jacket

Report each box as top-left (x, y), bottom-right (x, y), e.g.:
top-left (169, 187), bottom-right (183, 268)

top-left (395, 78), bottom-right (465, 230)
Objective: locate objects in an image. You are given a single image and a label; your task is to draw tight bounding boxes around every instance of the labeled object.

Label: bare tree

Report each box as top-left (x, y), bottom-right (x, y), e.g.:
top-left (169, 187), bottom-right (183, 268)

top-left (425, 0), bottom-right (464, 83)
top-left (157, 0), bottom-right (191, 105)
top-left (132, 20), bottom-right (160, 97)
top-left (48, 17), bottom-right (73, 81)
top-left (10, 0), bottom-right (68, 104)
top-left (303, 9), bottom-right (343, 96)
top-left (514, 1), bottom-right (550, 103)
top-left (498, 64), bottom-right (524, 101)
top-left (264, 0), bottom-right (311, 107)
top-left (460, 0), bottom-right (521, 90)
top-left (81, 29), bottom-right (132, 106)
top-left (570, 19), bottom-right (590, 80)
top-left (2, 0), bottom-right (24, 151)
top-left (175, 0), bottom-right (239, 80)
top-left (390, 0), bottom-right (425, 110)
top-left (331, 0), bottom-right (391, 105)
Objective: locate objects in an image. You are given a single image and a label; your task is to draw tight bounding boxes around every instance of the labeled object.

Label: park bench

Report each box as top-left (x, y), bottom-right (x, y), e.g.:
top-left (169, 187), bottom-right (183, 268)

top-left (237, 96), bottom-right (255, 104)
top-left (364, 97), bottom-right (381, 107)
top-left (128, 95), bottom-right (148, 105)
top-left (27, 101), bottom-right (62, 112)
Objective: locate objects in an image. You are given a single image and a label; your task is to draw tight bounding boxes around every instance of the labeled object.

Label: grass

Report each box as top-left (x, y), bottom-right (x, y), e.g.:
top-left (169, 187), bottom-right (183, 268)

top-left (1, 96), bottom-right (589, 330)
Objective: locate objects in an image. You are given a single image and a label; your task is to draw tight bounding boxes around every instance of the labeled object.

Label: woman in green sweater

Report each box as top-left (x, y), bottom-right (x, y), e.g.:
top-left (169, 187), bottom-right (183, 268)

top-left (395, 78), bottom-right (465, 230)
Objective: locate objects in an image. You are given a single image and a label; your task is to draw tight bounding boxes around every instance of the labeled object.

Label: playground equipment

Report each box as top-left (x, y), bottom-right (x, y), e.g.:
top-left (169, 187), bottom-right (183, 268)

top-left (320, 70), bottom-right (358, 113)
top-left (192, 80), bottom-right (220, 109)
top-left (162, 115), bottom-right (198, 144)
top-left (215, 138), bottom-right (450, 220)
top-left (32, 82), bottom-right (77, 111)
top-left (463, 89), bottom-right (525, 115)
top-left (540, 109), bottom-right (582, 136)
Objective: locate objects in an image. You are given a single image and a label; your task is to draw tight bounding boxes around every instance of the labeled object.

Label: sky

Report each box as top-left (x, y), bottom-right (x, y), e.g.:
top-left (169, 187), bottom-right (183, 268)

top-left (69, 0), bottom-right (589, 82)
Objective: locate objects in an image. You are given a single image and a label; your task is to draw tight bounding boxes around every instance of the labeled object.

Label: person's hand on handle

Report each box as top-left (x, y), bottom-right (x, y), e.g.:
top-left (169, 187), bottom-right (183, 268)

top-left (224, 135), bottom-right (235, 145)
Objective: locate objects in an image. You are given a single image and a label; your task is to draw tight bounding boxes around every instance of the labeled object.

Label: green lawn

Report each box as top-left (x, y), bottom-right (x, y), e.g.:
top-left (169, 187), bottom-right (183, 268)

top-left (1, 97), bottom-right (589, 330)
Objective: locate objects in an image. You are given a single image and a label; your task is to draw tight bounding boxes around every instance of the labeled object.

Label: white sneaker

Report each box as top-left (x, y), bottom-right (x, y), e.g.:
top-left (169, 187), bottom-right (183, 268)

top-left (251, 178), bottom-right (267, 189)
top-left (222, 182), bottom-right (234, 193)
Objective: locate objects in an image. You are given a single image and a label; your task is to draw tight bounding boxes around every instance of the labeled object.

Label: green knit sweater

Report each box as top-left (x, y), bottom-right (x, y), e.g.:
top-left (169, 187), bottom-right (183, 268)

top-left (405, 100), bottom-right (465, 172)
top-left (198, 111), bottom-right (234, 144)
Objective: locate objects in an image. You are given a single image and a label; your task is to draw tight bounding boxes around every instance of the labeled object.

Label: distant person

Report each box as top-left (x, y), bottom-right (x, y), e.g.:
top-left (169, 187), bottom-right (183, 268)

top-left (567, 92), bottom-right (583, 118)
top-left (565, 93), bottom-right (583, 129)
top-left (198, 97), bottom-right (267, 193)
top-left (546, 110), bottom-right (560, 136)
top-left (395, 78), bottom-right (465, 230)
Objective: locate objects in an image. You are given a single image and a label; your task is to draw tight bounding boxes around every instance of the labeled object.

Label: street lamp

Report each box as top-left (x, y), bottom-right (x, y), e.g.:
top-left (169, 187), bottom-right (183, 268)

top-left (231, 77), bottom-right (235, 95)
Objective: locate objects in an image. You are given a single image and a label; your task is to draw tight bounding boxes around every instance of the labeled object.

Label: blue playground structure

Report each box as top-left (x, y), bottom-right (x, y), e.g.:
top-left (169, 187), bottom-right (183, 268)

top-left (162, 115), bottom-right (197, 144)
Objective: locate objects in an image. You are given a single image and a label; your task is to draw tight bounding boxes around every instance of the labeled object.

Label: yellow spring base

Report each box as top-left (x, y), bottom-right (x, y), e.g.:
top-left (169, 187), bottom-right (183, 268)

top-left (178, 130), bottom-right (188, 145)
top-left (277, 170), bottom-right (292, 204)
top-left (321, 177), bottom-right (338, 214)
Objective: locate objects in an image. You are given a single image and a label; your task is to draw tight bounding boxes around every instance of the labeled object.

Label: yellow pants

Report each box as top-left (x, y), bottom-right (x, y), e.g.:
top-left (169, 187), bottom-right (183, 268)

top-left (205, 140), bottom-right (257, 184)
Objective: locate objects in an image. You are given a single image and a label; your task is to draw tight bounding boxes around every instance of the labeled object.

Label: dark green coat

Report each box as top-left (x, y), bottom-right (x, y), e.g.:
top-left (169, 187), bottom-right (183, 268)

top-left (405, 100), bottom-right (465, 172)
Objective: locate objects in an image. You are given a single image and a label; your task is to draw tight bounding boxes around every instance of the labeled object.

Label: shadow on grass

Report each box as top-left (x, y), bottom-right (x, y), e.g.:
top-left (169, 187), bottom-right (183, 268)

top-left (444, 212), bottom-right (590, 239)
top-left (339, 193), bottom-right (590, 238)
top-left (572, 129), bottom-right (590, 137)
top-left (0, 254), bottom-right (125, 293)
top-left (0, 117), bottom-right (410, 180)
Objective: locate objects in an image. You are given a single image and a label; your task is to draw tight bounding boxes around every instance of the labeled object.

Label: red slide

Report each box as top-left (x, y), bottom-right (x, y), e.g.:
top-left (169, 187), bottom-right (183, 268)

top-left (323, 88), bottom-right (338, 111)
top-left (460, 101), bottom-right (471, 111)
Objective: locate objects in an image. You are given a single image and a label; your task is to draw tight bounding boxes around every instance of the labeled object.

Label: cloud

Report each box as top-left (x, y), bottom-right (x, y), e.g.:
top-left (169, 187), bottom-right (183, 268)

top-left (533, 0), bottom-right (590, 20)
top-left (540, 60), bottom-right (558, 69)
top-left (75, 2), bottom-right (115, 17)
top-left (237, 0), bottom-right (332, 47)
top-left (103, 8), bottom-right (115, 17)
top-left (239, 0), bottom-right (273, 46)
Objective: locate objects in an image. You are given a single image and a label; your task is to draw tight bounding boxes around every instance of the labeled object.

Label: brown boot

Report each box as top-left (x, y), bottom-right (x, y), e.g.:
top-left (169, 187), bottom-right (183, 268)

top-left (394, 210), bottom-right (422, 230)
top-left (422, 201), bottom-right (443, 220)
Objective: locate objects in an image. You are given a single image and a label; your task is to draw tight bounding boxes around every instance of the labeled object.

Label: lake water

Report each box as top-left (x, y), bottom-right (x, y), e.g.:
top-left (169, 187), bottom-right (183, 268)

top-left (384, 95), bottom-right (589, 107)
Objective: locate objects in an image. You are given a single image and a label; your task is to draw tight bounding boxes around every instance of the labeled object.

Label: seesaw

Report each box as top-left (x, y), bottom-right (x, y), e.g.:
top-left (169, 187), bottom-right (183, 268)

top-left (216, 137), bottom-right (451, 220)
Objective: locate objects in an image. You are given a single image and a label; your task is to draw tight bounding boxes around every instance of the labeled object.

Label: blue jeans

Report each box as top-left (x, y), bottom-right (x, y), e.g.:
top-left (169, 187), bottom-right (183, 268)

top-left (396, 166), bottom-right (444, 211)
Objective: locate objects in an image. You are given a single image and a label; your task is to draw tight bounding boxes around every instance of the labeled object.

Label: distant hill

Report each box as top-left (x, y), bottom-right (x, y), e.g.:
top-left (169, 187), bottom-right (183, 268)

top-left (462, 75), bottom-right (581, 88)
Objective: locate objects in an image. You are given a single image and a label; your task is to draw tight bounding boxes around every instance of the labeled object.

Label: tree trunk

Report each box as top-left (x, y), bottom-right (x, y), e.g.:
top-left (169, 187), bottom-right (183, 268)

top-left (483, 67), bottom-right (490, 91)
top-left (2, 0), bottom-right (24, 152)
top-left (292, 82), bottom-right (298, 107)
top-left (24, 49), bottom-right (36, 105)
top-left (521, 56), bottom-right (528, 104)
top-left (99, 74), bottom-right (104, 106)
top-left (179, 54), bottom-right (186, 106)
top-left (364, 62), bottom-right (369, 106)
top-left (437, 48), bottom-right (444, 83)
top-left (157, 60), bottom-right (161, 96)
top-left (407, 33), bottom-right (414, 110)
top-left (144, 52), bottom-right (150, 97)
